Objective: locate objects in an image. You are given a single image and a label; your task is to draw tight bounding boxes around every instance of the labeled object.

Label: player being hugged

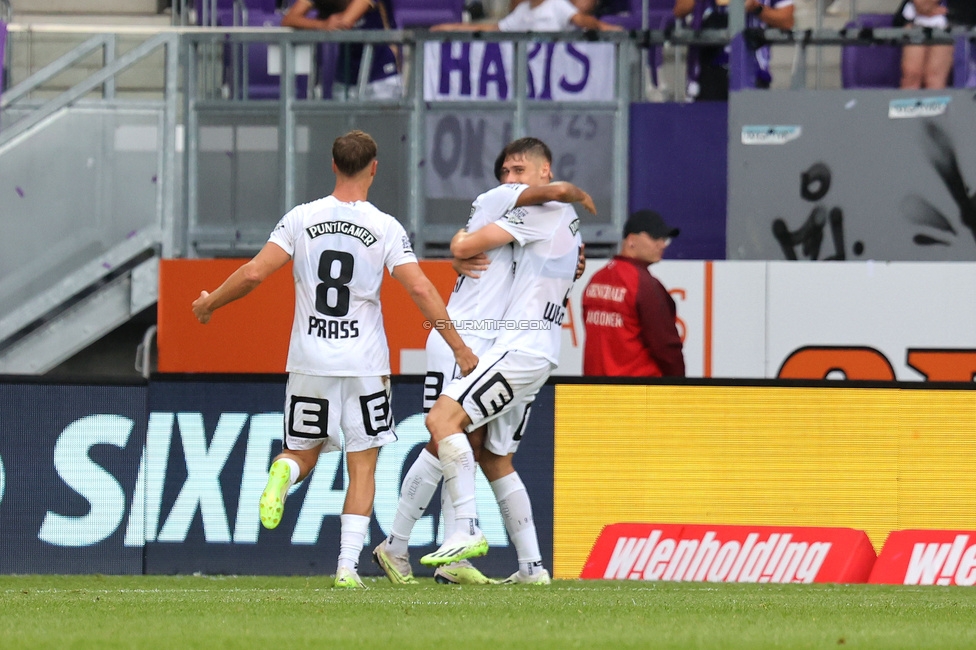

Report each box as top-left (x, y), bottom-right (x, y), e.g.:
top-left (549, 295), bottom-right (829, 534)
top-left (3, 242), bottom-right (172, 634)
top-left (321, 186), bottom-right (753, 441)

top-left (418, 137), bottom-right (590, 585)
top-left (373, 142), bottom-right (594, 585)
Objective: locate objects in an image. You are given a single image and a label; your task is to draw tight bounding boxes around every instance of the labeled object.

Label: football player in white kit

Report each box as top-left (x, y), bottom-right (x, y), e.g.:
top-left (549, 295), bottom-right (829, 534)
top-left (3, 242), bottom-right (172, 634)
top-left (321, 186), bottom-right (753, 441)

top-left (423, 138), bottom-right (586, 584)
top-left (372, 143), bottom-right (594, 585)
top-left (191, 130), bottom-right (477, 589)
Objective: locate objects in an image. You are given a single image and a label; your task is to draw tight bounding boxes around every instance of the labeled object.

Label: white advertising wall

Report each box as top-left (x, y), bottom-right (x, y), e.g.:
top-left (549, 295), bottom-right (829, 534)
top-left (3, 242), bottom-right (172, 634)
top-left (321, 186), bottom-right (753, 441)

top-left (552, 260), bottom-right (976, 380)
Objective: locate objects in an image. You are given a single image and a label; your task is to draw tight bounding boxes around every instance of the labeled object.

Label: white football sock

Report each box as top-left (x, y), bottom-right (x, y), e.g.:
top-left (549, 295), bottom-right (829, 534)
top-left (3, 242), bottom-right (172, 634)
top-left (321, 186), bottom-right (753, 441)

top-left (337, 513), bottom-right (370, 572)
top-left (438, 433), bottom-right (478, 534)
top-left (491, 472), bottom-right (543, 573)
top-left (440, 481), bottom-right (457, 539)
top-left (387, 449), bottom-right (442, 555)
top-left (275, 457), bottom-right (301, 488)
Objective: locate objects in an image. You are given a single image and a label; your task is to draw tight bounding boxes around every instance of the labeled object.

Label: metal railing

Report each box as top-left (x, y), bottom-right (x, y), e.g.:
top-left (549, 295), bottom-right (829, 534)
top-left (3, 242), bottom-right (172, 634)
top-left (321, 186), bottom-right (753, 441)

top-left (181, 28), bottom-right (642, 258)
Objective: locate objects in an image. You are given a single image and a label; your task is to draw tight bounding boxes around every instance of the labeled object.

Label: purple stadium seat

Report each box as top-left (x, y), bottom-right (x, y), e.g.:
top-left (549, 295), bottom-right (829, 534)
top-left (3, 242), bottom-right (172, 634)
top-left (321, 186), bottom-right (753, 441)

top-left (219, 11), bottom-right (311, 99)
top-left (953, 36), bottom-right (976, 88)
top-left (392, 0), bottom-right (463, 28)
top-left (600, 0), bottom-right (674, 88)
top-left (196, 0), bottom-right (278, 26)
top-left (600, 0), bottom-right (674, 31)
top-left (841, 14), bottom-right (902, 89)
top-left (318, 42), bottom-right (338, 99)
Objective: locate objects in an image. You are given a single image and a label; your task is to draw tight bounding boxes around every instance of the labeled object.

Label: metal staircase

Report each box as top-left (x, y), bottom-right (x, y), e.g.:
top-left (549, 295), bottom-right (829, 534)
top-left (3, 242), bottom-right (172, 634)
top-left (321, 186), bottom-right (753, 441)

top-left (0, 28), bottom-right (178, 373)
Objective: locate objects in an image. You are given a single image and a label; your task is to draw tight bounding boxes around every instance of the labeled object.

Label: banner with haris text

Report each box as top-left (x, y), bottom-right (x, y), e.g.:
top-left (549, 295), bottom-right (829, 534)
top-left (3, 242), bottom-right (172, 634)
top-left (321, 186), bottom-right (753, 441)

top-left (423, 41), bottom-right (615, 102)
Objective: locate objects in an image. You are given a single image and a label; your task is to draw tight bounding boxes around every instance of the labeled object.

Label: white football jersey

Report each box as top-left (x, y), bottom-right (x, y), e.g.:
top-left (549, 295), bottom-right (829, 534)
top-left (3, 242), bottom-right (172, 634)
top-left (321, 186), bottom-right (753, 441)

top-left (445, 183), bottom-right (527, 340)
top-left (269, 195), bottom-right (417, 376)
top-left (494, 201), bottom-right (581, 364)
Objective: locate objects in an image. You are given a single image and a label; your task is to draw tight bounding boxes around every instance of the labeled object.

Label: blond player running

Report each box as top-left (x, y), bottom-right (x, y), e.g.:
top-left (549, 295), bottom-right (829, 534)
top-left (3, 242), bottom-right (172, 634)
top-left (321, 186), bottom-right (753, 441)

top-left (192, 130), bottom-right (476, 589)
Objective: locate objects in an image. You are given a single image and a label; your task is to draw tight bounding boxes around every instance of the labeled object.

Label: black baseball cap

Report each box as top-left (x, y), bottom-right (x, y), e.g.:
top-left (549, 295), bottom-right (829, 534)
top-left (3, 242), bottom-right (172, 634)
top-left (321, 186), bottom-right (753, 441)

top-left (623, 210), bottom-right (680, 239)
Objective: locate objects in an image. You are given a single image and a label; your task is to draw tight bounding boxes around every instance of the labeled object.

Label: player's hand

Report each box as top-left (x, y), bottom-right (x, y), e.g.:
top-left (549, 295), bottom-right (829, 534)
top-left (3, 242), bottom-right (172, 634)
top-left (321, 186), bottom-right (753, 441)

top-left (579, 191), bottom-right (597, 215)
top-left (575, 243), bottom-right (586, 281)
top-left (192, 291), bottom-right (213, 324)
top-left (452, 253), bottom-right (490, 279)
top-left (454, 346), bottom-right (478, 376)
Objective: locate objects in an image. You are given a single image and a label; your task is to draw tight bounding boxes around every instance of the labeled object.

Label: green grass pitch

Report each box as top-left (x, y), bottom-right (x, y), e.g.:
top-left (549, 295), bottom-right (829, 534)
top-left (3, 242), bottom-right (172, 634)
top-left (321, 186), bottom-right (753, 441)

top-left (2, 575), bottom-right (976, 649)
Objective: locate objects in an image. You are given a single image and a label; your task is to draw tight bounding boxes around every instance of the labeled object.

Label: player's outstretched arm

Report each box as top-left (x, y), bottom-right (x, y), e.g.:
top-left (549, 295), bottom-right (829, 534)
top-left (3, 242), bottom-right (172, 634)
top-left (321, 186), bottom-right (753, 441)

top-left (451, 223), bottom-right (516, 260)
top-left (518, 181), bottom-right (597, 214)
top-left (192, 242), bottom-right (290, 324)
top-left (391, 262), bottom-right (478, 375)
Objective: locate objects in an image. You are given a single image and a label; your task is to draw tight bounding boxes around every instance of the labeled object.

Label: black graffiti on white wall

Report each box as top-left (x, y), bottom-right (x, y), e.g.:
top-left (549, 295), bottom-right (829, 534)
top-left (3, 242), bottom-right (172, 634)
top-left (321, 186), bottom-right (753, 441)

top-left (902, 121), bottom-right (976, 248)
top-left (772, 162), bottom-right (864, 261)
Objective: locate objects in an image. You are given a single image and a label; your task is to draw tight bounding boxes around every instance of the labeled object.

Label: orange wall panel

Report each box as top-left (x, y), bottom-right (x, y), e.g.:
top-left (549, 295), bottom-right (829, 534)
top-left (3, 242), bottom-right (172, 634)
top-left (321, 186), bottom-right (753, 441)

top-left (158, 259), bottom-right (456, 374)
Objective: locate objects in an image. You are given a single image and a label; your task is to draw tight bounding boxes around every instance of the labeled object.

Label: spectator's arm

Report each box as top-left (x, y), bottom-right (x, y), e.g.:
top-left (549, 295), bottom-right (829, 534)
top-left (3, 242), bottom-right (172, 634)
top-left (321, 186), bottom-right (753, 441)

top-left (431, 21), bottom-right (500, 31)
top-left (570, 12), bottom-right (624, 31)
top-left (744, 0), bottom-right (794, 29)
top-left (674, 0), bottom-right (695, 19)
top-left (281, 0), bottom-right (334, 30)
top-left (327, 0), bottom-right (376, 30)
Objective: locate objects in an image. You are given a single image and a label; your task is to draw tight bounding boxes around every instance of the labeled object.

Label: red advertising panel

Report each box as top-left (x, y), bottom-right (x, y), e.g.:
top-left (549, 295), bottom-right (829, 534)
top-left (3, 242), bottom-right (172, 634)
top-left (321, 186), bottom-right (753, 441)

top-left (581, 523), bottom-right (876, 584)
top-left (869, 530), bottom-right (976, 586)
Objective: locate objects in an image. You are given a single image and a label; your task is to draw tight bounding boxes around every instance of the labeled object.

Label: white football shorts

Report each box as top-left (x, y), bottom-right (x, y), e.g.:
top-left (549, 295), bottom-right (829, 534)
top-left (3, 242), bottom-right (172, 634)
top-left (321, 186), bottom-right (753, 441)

top-left (439, 346), bottom-right (553, 456)
top-left (283, 373), bottom-right (397, 453)
top-left (422, 331), bottom-right (494, 413)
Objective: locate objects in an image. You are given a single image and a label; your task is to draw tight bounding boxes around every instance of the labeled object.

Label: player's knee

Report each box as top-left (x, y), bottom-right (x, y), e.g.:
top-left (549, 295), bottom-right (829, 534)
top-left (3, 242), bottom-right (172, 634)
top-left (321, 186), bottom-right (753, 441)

top-left (425, 396), bottom-right (464, 440)
top-left (424, 410), bottom-right (450, 441)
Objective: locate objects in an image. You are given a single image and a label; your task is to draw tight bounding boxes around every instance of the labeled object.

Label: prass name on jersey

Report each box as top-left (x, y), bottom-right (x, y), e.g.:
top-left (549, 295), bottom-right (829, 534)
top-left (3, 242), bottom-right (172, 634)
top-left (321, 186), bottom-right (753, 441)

top-left (307, 316), bottom-right (360, 339)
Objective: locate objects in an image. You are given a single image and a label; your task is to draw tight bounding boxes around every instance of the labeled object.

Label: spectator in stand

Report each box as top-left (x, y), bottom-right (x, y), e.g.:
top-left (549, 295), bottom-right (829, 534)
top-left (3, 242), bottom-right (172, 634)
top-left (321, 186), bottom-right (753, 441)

top-left (898, 0), bottom-right (955, 90)
top-left (582, 210), bottom-right (685, 377)
top-left (282, 0), bottom-right (402, 99)
top-left (432, 0), bottom-right (623, 32)
top-left (674, 0), bottom-right (794, 99)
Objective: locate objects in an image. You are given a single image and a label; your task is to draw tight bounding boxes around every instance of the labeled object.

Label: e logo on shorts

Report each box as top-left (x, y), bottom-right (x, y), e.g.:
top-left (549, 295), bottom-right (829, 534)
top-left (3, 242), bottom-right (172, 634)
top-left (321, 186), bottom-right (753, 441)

top-left (360, 390), bottom-right (392, 437)
top-left (289, 396), bottom-right (329, 439)
top-left (423, 372), bottom-right (444, 413)
top-left (472, 372), bottom-right (514, 418)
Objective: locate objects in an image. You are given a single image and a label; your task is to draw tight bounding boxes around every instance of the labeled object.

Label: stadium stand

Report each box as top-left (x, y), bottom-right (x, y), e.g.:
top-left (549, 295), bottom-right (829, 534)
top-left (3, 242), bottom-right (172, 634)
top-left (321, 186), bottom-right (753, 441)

top-left (391, 0), bottom-right (464, 28)
top-left (840, 13), bottom-right (902, 89)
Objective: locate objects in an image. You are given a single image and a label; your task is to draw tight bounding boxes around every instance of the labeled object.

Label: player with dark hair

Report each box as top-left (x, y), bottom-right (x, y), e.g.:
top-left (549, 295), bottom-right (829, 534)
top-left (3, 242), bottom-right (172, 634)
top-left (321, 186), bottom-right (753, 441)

top-left (373, 139), bottom-right (594, 585)
top-left (417, 137), bottom-right (589, 584)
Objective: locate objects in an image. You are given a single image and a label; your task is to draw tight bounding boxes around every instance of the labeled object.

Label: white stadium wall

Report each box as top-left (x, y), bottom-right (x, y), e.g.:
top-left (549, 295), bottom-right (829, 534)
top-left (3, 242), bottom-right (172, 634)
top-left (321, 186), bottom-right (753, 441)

top-left (550, 260), bottom-right (976, 380)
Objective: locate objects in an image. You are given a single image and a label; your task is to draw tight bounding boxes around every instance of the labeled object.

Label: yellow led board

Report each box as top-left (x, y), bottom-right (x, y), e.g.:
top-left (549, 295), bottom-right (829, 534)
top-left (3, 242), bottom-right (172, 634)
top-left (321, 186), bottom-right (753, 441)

top-left (554, 384), bottom-right (976, 579)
